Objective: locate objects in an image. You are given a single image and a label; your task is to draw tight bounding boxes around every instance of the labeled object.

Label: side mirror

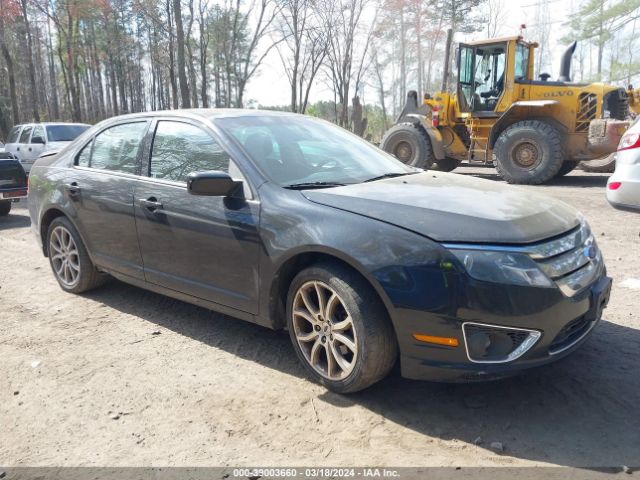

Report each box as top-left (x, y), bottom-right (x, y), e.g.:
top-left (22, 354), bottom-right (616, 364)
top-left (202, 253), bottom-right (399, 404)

top-left (187, 171), bottom-right (241, 197)
top-left (31, 136), bottom-right (45, 144)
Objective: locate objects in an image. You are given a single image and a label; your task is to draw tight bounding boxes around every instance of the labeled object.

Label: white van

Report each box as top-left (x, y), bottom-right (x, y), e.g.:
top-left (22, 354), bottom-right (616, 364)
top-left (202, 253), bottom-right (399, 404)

top-left (4, 123), bottom-right (90, 173)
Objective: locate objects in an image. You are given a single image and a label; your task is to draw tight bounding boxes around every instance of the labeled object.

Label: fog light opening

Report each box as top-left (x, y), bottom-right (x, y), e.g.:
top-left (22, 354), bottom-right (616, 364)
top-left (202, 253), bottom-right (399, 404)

top-left (462, 322), bottom-right (541, 363)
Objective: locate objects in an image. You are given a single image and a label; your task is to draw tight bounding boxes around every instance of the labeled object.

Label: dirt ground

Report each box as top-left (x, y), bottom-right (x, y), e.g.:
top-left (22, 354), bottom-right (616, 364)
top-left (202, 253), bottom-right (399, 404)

top-left (1, 167), bottom-right (639, 469)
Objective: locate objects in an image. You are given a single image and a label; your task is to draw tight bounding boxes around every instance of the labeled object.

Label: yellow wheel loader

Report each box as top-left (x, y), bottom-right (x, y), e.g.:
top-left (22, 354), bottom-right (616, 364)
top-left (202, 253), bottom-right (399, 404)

top-left (381, 36), bottom-right (630, 184)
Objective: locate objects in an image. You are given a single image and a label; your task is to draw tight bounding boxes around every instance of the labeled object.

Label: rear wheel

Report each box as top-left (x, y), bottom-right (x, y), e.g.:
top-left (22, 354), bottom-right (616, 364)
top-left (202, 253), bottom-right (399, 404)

top-left (494, 120), bottom-right (564, 184)
top-left (46, 216), bottom-right (107, 293)
top-left (286, 262), bottom-right (397, 393)
top-left (432, 157), bottom-right (459, 172)
top-left (0, 200), bottom-right (11, 216)
top-left (380, 123), bottom-right (434, 169)
top-left (555, 160), bottom-right (578, 177)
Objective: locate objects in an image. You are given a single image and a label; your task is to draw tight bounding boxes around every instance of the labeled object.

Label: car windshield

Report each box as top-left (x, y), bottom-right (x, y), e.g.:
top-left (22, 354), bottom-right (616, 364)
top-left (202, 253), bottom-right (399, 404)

top-left (216, 115), bottom-right (416, 187)
top-left (46, 125), bottom-right (89, 142)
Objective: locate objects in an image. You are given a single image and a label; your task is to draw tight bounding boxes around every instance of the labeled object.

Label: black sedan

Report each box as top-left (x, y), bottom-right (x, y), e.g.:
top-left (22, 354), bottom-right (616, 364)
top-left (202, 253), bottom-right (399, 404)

top-left (28, 110), bottom-right (611, 393)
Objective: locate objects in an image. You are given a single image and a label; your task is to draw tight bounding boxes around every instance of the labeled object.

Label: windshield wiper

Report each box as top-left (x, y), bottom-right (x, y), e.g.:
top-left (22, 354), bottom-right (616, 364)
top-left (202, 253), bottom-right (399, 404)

top-left (284, 181), bottom-right (348, 190)
top-left (363, 172), bottom-right (419, 183)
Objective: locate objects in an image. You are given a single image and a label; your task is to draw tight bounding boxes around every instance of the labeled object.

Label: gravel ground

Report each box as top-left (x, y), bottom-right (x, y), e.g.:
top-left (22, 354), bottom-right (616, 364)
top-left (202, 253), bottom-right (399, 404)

top-left (0, 167), bottom-right (639, 468)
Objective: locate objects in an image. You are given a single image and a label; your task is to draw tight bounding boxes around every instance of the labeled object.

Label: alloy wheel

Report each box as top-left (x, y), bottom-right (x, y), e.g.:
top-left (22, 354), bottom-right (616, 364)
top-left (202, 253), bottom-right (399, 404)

top-left (49, 225), bottom-right (81, 288)
top-left (292, 281), bottom-right (358, 380)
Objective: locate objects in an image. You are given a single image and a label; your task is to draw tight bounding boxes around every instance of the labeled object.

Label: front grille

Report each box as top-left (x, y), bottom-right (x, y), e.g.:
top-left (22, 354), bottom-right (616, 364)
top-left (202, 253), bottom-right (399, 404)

top-left (603, 88), bottom-right (629, 120)
top-left (517, 222), bottom-right (603, 297)
top-left (576, 93), bottom-right (597, 132)
top-left (549, 314), bottom-right (591, 353)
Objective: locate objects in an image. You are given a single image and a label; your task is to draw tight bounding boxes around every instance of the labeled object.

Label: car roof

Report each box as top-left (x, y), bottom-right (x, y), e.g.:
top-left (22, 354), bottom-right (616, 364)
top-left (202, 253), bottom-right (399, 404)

top-left (98, 108), bottom-right (301, 123)
top-left (14, 122), bottom-right (91, 128)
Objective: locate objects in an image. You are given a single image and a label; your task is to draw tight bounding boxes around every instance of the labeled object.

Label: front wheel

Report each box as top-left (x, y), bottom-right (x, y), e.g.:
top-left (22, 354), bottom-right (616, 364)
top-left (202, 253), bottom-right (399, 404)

top-left (493, 120), bottom-right (564, 184)
top-left (380, 123), bottom-right (434, 169)
top-left (286, 263), bottom-right (397, 393)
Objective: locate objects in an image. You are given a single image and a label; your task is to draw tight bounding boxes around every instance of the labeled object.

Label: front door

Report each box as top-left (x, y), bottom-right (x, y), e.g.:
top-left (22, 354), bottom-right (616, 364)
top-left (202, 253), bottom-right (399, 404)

top-left (457, 42), bottom-right (507, 114)
top-left (134, 119), bottom-right (261, 314)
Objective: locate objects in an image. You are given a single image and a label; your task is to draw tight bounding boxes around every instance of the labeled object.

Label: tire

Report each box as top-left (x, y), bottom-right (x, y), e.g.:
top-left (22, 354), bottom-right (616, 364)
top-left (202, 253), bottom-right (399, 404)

top-left (493, 120), bottom-right (564, 184)
top-left (579, 153), bottom-right (616, 173)
top-left (555, 161), bottom-right (578, 177)
top-left (0, 200), bottom-right (11, 216)
top-left (432, 157), bottom-right (459, 172)
top-left (380, 122), bottom-right (434, 169)
top-left (286, 262), bottom-right (398, 393)
top-left (46, 216), bottom-right (107, 293)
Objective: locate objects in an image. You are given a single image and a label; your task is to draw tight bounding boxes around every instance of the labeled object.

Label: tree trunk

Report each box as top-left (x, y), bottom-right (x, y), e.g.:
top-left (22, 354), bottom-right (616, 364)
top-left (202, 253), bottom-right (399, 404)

top-left (0, 12), bottom-right (19, 124)
top-left (173, 0), bottom-right (191, 108)
top-left (20, 0), bottom-right (40, 122)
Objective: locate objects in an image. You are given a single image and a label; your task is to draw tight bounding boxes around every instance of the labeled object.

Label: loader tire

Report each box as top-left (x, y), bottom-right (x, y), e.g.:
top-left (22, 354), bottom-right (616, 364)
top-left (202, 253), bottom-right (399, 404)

top-left (555, 160), bottom-right (578, 177)
top-left (494, 120), bottom-right (564, 185)
top-left (432, 157), bottom-right (459, 172)
top-left (579, 153), bottom-right (616, 173)
top-left (381, 123), bottom-right (434, 169)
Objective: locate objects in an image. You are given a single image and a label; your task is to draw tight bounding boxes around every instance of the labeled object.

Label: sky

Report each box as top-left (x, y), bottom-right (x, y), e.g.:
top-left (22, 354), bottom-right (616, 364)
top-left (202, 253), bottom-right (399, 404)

top-left (245, 0), bottom-right (573, 107)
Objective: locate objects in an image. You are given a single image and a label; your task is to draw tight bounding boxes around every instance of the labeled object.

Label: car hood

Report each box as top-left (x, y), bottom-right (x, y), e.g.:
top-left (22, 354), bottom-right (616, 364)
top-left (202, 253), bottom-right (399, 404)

top-left (44, 141), bottom-right (71, 151)
top-left (302, 172), bottom-right (579, 244)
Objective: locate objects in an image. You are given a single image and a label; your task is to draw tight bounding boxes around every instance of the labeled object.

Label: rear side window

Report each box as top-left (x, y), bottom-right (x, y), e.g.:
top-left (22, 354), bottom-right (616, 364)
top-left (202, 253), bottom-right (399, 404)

top-left (7, 126), bottom-right (22, 143)
top-left (149, 121), bottom-right (231, 183)
top-left (79, 122), bottom-right (148, 174)
top-left (19, 126), bottom-right (33, 143)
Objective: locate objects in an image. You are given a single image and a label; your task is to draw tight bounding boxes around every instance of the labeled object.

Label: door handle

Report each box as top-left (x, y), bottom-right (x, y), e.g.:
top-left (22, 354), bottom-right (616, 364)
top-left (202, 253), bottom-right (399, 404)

top-left (28, 147), bottom-right (32, 152)
top-left (139, 197), bottom-right (163, 212)
top-left (64, 182), bottom-right (81, 198)
top-left (16, 147), bottom-right (20, 151)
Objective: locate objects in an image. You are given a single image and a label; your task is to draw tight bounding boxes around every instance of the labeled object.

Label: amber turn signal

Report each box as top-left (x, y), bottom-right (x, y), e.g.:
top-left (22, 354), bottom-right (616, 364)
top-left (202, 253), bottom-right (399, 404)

top-left (412, 334), bottom-right (459, 347)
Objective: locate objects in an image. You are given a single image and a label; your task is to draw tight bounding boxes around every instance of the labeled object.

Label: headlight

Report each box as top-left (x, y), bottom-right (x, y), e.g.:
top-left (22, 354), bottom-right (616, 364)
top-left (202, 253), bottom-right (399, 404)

top-left (451, 250), bottom-right (553, 287)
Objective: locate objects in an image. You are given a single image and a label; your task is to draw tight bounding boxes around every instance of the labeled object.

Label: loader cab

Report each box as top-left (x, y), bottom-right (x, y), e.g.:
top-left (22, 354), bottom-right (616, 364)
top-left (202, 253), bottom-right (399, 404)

top-left (457, 37), bottom-right (534, 116)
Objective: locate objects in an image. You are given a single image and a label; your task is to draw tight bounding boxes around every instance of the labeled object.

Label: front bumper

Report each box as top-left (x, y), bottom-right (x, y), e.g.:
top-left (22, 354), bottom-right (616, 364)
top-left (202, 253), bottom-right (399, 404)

top-left (396, 272), bottom-right (611, 382)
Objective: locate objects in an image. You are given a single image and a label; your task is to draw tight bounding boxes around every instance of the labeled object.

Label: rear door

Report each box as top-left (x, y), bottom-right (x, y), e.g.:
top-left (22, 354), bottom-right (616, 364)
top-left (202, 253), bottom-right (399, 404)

top-left (67, 120), bottom-right (150, 279)
top-left (134, 118), bottom-right (261, 314)
top-left (13, 125), bottom-right (33, 165)
top-left (20, 124), bottom-right (46, 171)
top-left (4, 125), bottom-right (24, 158)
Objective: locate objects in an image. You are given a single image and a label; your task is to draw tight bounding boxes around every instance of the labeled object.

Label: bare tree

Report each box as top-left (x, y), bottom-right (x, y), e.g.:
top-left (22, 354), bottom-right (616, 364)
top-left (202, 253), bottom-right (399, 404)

top-left (277, 0), bottom-right (327, 113)
top-left (321, 0), bottom-right (371, 127)
top-left (485, 0), bottom-right (507, 39)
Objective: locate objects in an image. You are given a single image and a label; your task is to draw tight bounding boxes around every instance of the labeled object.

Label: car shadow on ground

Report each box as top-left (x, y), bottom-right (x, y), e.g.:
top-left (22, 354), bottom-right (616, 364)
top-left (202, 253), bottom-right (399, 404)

top-left (0, 210), bottom-right (31, 230)
top-left (455, 168), bottom-right (610, 188)
top-left (85, 279), bottom-right (640, 468)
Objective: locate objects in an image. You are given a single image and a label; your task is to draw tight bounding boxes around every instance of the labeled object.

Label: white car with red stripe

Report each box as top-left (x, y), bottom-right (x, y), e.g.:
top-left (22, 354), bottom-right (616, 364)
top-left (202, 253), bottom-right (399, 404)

top-left (607, 118), bottom-right (640, 211)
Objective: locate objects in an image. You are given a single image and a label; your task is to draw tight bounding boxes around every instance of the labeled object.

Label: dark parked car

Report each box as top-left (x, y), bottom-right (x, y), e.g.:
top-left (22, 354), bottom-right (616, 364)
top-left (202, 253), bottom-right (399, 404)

top-left (28, 110), bottom-right (611, 393)
top-left (0, 152), bottom-right (28, 216)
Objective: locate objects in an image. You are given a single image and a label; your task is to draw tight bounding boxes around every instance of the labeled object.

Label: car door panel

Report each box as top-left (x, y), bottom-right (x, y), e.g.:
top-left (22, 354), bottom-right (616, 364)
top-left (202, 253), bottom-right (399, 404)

top-left (134, 119), bottom-right (261, 314)
top-left (134, 182), bottom-right (261, 313)
top-left (68, 169), bottom-right (146, 279)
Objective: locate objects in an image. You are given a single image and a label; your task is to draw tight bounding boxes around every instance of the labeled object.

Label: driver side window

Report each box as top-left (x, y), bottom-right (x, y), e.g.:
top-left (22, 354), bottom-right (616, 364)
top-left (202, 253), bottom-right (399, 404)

top-left (149, 121), bottom-right (231, 183)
